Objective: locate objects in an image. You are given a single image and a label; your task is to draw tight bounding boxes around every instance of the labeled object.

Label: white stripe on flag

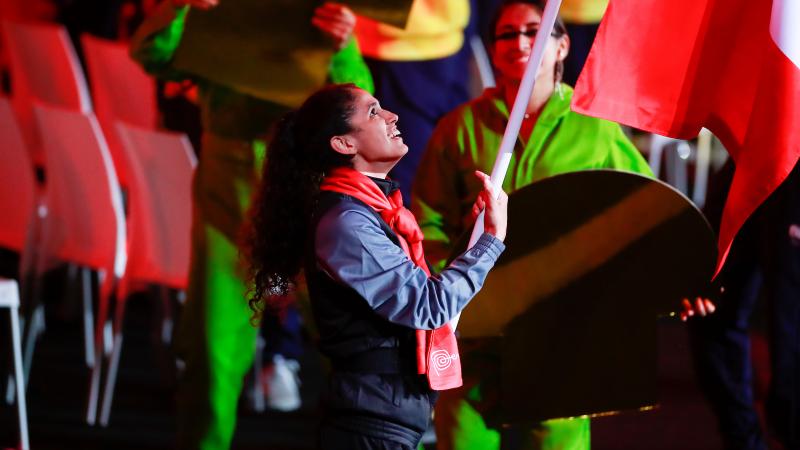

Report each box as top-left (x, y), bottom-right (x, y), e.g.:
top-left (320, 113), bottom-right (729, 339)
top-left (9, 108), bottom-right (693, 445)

top-left (771, 0), bottom-right (800, 68)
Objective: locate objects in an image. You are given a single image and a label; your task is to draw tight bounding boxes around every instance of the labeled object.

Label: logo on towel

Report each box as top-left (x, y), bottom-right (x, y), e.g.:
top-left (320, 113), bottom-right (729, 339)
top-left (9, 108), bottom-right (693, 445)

top-left (430, 349), bottom-right (459, 375)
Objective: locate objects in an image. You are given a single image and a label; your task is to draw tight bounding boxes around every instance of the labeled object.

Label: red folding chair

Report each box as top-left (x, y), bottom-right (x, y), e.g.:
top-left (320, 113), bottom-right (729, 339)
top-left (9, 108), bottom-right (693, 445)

top-left (1, 20), bottom-right (92, 163)
top-left (95, 123), bottom-right (196, 426)
top-left (81, 34), bottom-right (159, 187)
top-left (32, 104), bottom-right (127, 425)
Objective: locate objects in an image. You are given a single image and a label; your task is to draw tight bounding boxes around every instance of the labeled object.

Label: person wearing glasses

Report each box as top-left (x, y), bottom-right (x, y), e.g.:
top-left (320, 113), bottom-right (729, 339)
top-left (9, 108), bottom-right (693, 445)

top-left (411, 1), bottom-right (654, 449)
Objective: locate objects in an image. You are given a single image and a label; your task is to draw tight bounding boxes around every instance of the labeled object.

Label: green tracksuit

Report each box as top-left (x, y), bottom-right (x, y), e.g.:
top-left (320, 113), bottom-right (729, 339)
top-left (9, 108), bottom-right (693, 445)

top-left (412, 85), bottom-right (652, 450)
top-left (130, 4), bottom-right (373, 449)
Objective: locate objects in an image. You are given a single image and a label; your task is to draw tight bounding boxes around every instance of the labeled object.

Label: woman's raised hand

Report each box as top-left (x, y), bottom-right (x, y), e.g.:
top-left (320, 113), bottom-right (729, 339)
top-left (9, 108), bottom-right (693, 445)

top-left (472, 171), bottom-right (508, 242)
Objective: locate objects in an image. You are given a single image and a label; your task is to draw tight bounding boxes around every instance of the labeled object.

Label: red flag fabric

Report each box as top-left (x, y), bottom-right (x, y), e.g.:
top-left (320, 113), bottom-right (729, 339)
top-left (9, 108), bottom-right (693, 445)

top-left (572, 0), bottom-right (800, 275)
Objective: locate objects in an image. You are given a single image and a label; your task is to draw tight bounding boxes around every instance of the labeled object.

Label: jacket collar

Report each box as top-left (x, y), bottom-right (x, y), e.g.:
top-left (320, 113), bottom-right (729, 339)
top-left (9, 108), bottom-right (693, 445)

top-left (368, 176), bottom-right (401, 197)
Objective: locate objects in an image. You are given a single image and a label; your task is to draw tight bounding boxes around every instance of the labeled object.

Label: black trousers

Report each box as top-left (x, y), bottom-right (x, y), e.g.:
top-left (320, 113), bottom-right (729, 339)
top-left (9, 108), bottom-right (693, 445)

top-left (690, 162), bottom-right (800, 450)
top-left (317, 371), bottom-right (436, 450)
top-left (318, 422), bottom-right (418, 450)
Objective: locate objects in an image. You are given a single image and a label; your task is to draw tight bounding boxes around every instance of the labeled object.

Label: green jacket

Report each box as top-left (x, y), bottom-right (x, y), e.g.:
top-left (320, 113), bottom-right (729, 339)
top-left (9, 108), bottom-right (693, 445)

top-left (130, 1), bottom-right (374, 141)
top-left (412, 85), bottom-right (653, 270)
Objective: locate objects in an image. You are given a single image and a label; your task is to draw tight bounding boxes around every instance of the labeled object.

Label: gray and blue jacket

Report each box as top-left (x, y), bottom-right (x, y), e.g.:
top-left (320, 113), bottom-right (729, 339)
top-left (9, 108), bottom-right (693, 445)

top-left (305, 177), bottom-right (504, 446)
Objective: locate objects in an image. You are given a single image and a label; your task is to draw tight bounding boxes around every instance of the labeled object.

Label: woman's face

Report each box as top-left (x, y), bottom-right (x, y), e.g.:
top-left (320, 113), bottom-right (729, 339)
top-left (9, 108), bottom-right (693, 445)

top-left (335, 88), bottom-right (408, 171)
top-left (491, 3), bottom-right (568, 84)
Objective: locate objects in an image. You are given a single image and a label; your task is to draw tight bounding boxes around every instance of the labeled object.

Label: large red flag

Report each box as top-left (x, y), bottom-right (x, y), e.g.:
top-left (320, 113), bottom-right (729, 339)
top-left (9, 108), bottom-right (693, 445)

top-left (572, 0), bottom-right (800, 274)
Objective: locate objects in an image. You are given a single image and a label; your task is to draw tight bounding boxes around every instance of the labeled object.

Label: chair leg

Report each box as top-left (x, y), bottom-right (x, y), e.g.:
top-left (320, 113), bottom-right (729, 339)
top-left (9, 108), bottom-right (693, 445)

top-left (81, 267), bottom-right (95, 368)
top-left (5, 313), bottom-right (23, 404)
top-left (5, 271), bottom-right (35, 405)
top-left (87, 275), bottom-right (113, 425)
top-left (6, 264), bottom-right (36, 405)
top-left (99, 296), bottom-right (128, 426)
top-left (6, 275), bottom-right (44, 404)
top-left (22, 304), bottom-right (44, 389)
top-left (86, 332), bottom-right (104, 425)
top-left (10, 304), bottom-right (31, 450)
top-left (14, 238), bottom-right (52, 405)
top-left (103, 320), bottom-right (113, 356)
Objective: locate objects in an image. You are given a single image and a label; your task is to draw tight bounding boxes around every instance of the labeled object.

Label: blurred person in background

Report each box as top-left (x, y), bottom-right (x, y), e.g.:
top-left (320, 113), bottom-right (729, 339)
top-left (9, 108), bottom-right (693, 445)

top-left (129, 1), bottom-right (373, 448)
top-left (689, 160), bottom-right (800, 450)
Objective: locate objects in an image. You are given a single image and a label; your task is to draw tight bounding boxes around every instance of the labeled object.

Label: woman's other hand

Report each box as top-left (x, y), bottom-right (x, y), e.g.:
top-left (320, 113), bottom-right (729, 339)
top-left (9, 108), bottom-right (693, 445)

top-left (471, 171), bottom-right (508, 242)
top-left (680, 297), bottom-right (716, 321)
top-left (312, 2), bottom-right (356, 51)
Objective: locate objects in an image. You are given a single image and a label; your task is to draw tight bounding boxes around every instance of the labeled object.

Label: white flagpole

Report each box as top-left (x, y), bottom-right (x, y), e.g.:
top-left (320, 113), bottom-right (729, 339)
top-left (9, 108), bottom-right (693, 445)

top-left (451, 0), bottom-right (563, 330)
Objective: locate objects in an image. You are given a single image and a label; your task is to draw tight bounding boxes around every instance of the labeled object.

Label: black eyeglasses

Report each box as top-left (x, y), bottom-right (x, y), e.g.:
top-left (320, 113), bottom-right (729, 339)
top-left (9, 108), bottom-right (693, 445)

top-left (494, 28), bottom-right (557, 42)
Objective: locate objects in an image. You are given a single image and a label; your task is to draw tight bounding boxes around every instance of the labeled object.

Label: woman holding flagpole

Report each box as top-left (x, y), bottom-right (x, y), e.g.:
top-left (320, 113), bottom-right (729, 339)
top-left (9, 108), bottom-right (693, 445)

top-left (243, 83), bottom-right (508, 450)
top-left (412, 1), bottom-right (655, 449)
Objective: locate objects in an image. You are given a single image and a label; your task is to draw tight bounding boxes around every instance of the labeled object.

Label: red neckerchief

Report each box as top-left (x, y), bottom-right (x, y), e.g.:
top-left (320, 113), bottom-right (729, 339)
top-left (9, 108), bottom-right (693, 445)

top-left (320, 167), bottom-right (462, 390)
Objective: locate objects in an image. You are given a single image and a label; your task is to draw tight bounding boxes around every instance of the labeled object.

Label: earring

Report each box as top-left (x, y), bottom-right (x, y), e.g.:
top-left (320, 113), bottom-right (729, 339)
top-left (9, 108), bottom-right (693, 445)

top-left (556, 81), bottom-right (564, 100)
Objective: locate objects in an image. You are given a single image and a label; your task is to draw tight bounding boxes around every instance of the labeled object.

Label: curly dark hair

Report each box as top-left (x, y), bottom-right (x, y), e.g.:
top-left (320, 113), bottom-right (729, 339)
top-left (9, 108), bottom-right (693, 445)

top-left (243, 83), bottom-right (359, 322)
